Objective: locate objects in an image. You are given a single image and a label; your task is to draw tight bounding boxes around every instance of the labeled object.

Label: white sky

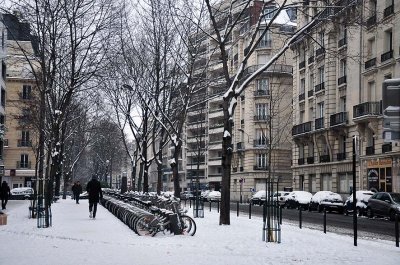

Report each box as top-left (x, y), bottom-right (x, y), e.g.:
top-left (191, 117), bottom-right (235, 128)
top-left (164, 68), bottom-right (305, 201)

top-left (0, 198), bottom-right (399, 265)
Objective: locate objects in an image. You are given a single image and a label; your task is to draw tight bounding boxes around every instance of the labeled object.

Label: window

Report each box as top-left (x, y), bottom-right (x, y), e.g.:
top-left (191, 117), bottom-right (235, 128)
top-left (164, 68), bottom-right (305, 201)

top-left (300, 78), bottom-right (305, 94)
top-left (308, 107), bottom-right (314, 121)
top-left (339, 59), bottom-right (346, 77)
top-left (309, 73), bottom-right (314, 89)
top-left (257, 153), bottom-right (267, 168)
top-left (321, 174), bottom-right (332, 191)
top-left (309, 174), bottom-right (317, 192)
top-left (339, 24), bottom-right (347, 40)
top-left (21, 131), bottom-right (30, 147)
top-left (308, 142), bottom-right (314, 157)
top-left (367, 81), bottom-right (375, 101)
top-left (318, 66), bottom-right (324, 84)
top-left (299, 144), bottom-right (305, 159)
top-left (257, 79), bottom-right (269, 91)
top-left (20, 154), bottom-right (29, 168)
top-left (259, 30), bottom-right (271, 47)
top-left (367, 38), bottom-right (375, 58)
top-left (384, 29), bottom-right (393, 52)
top-left (339, 173), bottom-right (352, 193)
top-left (256, 130), bottom-right (267, 145)
top-left (340, 96), bottom-right (346, 112)
top-left (300, 110), bottom-right (305, 123)
top-left (299, 47), bottom-right (305, 62)
top-left (317, 102), bottom-right (324, 118)
top-left (339, 136), bottom-right (346, 153)
top-left (263, 6), bottom-right (278, 19)
top-left (256, 103), bottom-right (268, 119)
top-left (318, 31), bottom-right (325, 48)
top-left (22, 85), bottom-right (32, 100)
top-left (1, 87), bottom-right (5, 107)
top-left (369, 0), bottom-right (377, 16)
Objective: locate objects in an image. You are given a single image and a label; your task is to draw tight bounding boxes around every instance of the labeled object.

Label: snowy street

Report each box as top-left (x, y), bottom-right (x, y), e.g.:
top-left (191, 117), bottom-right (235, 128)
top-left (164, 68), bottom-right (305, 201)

top-left (0, 198), bottom-right (399, 265)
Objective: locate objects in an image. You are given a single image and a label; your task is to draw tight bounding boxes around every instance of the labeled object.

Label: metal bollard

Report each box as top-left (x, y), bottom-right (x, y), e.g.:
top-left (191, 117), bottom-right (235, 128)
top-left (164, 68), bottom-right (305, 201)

top-left (299, 207), bottom-right (302, 229)
top-left (396, 214), bottom-right (399, 248)
top-left (323, 208), bottom-right (327, 234)
top-left (237, 201), bottom-right (239, 217)
top-left (184, 199), bottom-right (187, 207)
top-left (279, 206), bottom-right (282, 225)
top-left (249, 203), bottom-right (252, 219)
top-left (189, 199), bottom-right (191, 208)
top-left (209, 201), bottom-right (211, 212)
top-left (217, 201), bottom-right (219, 213)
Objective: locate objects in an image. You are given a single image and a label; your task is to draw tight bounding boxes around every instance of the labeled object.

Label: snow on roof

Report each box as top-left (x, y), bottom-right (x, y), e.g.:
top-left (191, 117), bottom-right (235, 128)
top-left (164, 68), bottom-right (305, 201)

top-left (261, 9), bottom-right (297, 27)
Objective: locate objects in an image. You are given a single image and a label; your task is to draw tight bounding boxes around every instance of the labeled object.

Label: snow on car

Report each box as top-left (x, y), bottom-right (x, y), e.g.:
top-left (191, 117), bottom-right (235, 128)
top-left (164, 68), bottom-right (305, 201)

top-left (10, 187), bottom-right (34, 200)
top-left (250, 190), bottom-right (267, 205)
top-left (206, 191), bottom-right (221, 202)
top-left (285, 191), bottom-right (313, 210)
top-left (309, 191), bottom-right (344, 213)
top-left (344, 190), bottom-right (375, 216)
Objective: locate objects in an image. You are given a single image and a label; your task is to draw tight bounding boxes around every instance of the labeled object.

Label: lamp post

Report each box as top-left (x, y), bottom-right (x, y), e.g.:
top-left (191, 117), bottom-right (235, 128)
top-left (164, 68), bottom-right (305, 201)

top-left (105, 159), bottom-right (110, 188)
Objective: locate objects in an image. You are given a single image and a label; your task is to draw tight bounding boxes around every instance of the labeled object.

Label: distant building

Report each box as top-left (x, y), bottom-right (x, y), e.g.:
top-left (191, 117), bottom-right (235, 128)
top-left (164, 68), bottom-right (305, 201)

top-left (0, 15), bottom-right (6, 183)
top-left (2, 13), bottom-right (38, 189)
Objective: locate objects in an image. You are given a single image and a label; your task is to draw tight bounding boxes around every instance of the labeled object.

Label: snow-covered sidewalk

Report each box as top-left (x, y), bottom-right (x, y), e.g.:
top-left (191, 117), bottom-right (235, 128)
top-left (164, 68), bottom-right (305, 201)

top-left (0, 198), bottom-right (399, 265)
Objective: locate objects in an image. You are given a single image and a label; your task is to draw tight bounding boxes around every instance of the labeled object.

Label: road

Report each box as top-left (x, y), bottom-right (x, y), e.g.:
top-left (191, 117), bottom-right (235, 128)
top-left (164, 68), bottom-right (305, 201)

top-left (186, 200), bottom-right (399, 242)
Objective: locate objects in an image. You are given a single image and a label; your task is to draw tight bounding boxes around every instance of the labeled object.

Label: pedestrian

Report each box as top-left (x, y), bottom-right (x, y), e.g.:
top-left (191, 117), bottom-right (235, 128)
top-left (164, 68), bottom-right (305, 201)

top-left (0, 181), bottom-right (11, 210)
top-left (72, 181), bottom-right (82, 204)
top-left (86, 175), bottom-right (103, 219)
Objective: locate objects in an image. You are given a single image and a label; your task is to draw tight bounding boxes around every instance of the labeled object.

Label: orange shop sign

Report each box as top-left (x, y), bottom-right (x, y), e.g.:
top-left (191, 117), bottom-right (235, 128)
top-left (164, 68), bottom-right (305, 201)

top-left (367, 158), bottom-right (392, 168)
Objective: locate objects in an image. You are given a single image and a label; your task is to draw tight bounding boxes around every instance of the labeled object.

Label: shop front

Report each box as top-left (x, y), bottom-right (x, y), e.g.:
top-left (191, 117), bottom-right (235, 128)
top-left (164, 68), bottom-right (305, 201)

top-left (367, 158), bottom-right (392, 192)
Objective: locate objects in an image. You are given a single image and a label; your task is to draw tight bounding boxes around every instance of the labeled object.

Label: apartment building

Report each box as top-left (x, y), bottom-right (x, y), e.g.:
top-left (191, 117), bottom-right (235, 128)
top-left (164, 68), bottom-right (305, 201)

top-left (0, 15), bottom-right (6, 183)
top-left (291, 0), bottom-right (399, 197)
top-left (2, 13), bottom-right (38, 189)
top-left (184, 0), bottom-right (295, 200)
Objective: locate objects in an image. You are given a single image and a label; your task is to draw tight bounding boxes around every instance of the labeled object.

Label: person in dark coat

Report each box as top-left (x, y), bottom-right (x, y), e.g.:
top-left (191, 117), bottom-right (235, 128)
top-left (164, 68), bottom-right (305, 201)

top-left (86, 175), bottom-right (103, 219)
top-left (71, 181), bottom-right (83, 204)
top-left (0, 181), bottom-right (11, 210)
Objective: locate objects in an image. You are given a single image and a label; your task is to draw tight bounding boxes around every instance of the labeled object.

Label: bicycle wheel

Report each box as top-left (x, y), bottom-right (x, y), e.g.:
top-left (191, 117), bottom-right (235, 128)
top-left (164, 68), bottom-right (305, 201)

top-left (136, 215), bottom-right (158, 237)
top-left (181, 215), bottom-right (196, 236)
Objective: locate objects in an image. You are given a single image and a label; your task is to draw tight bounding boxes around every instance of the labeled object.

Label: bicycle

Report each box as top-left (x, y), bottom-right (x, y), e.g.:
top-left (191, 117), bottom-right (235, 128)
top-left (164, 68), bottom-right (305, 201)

top-left (135, 198), bottom-right (196, 236)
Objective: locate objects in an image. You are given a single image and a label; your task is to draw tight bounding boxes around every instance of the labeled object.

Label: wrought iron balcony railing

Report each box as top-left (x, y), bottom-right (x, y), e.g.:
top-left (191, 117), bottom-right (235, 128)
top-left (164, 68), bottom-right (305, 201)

top-left (330, 112), bottom-right (348, 127)
top-left (365, 57), bottom-right (376, 70)
top-left (381, 50), bottom-right (393, 63)
top-left (292, 121), bottom-right (312, 136)
top-left (353, 101), bottom-right (381, 118)
top-left (315, 117), bottom-right (324, 130)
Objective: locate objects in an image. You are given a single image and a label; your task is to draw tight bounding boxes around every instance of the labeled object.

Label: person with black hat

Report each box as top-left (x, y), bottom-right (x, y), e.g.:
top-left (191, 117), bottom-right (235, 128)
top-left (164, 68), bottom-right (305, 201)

top-left (86, 175), bottom-right (103, 219)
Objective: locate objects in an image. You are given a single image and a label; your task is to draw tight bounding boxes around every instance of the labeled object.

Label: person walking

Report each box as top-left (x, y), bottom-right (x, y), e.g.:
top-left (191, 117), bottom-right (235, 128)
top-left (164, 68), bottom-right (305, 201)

top-left (0, 181), bottom-right (11, 210)
top-left (86, 175), bottom-right (103, 219)
top-left (72, 181), bottom-right (82, 204)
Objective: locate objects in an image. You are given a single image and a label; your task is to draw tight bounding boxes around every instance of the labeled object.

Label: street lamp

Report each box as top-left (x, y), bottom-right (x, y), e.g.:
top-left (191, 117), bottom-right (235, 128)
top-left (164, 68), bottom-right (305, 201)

top-left (105, 159), bottom-right (110, 188)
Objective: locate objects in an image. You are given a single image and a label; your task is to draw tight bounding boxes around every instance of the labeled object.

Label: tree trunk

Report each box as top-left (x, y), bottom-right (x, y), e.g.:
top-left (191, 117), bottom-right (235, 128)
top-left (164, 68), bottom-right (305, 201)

top-left (220, 112), bottom-right (233, 225)
top-left (172, 143), bottom-right (182, 198)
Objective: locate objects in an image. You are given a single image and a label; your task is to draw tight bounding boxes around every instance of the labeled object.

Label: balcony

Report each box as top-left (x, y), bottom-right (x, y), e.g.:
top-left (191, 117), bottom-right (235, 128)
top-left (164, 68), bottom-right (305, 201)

top-left (330, 112), bottom-right (348, 127)
top-left (381, 50), bottom-right (393, 63)
top-left (338, 37), bottom-right (347, 48)
top-left (316, 47), bottom-right (325, 57)
top-left (242, 64), bottom-right (293, 78)
top-left (308, 56), bottom-right (314, 64)
top-left (299, 61), bottom-right (306, 69)
top-left (366, 146), bottom-right (375, 155)
top-left (299, 93), bottom-right (305, 101)
top-left (319, 155), bottom-right (330, 163)
top-left (384, 5), bottom-right (394, 18)
top-left (336, 152), bottom-right (346, 161)
top-left (315, 117), bottom-right (324, 130)
top-left (366, 14), bottom-right (376, 28)
top-left (292, 121), bottom-right (312, 136)
top-left (382, 143), bottom-right (392, 153)
top-left (307, 157), bottom-right (314, 164)
top-left (365, 57), bottom-right (376, 70)
top-left (254, 115), bottom-right (269, 122)
top-left (353, 101), bottom-right (381, 120)
top-left (17, 161), bottom-right (32, 169)
top-left (254, 90), bottom-right (269, 97)
top-left (338, 75), bottom-right (347, 86)
top-left (315, 82), bottom-right (325, 93)
top-left (298, 158), bottom-right (305, 165)
top-left (253, 165), bottom-right (268, 171)
top-left (308, 89), bottom-right (314, 98)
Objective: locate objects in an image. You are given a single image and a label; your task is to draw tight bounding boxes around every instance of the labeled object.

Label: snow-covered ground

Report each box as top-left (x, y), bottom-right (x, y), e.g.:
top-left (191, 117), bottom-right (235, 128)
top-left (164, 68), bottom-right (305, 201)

top-left (0, 198), bottom-right (399, 265)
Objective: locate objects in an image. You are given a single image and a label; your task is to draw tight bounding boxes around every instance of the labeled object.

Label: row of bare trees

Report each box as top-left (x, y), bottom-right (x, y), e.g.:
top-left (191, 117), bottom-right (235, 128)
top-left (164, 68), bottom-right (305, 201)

top-left (1, 0), bottom-right (365, 227)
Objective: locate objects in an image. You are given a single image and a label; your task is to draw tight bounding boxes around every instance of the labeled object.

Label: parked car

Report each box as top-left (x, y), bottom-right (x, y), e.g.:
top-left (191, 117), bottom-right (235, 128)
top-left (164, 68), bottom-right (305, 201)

top-left (180, 191), bottom-right (193, 199)
top-left (200, 190), bottom-right (211, 201)
top-left (206, 191), bottom-right (221, 202)
top-left (250, 190), bottom-right (267, 205)
top-left (344, 190), bottom-right (375, 216)
top-left (10, 187), bottom-right (34, 200)
top-left (272, 191), bottom-right (291, 206)
top-left (79, 191), bottom-right (89, 199)
top-left (285, 191), bottom-right (313, 210)
top-left (309, 191), bottom-right (344, 213)
top-left (366, 192), bottom-right (400, 221)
